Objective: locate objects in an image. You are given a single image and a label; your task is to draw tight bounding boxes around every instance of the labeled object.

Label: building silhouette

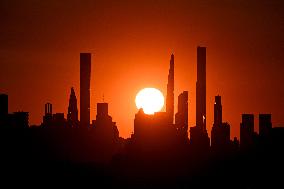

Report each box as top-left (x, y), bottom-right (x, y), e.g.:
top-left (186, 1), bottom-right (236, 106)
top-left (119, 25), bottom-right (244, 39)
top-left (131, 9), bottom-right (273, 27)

top-left (0, 94), bottom-right (8, 118)
top-left (214, 95), bottom-right (222, 126)
top-left (175, 91), bottom-right (188, 142)
top-left (1, 48), bottom-right (284, 188)
top-left (0, 94), bottom-right (29, 128)
top-left (211, 95), bottom-right (230, 152)
top-left (190, 46), bottom-right (209, 151)
top-left (166, 54), bottom-right (174, 124)
top-left (196, 46), bottom-right (206, 131)
top-left (240, 114), bottom-right (255, 150)
top-left (42, 103), bottom-right (53, 127)
top-left (42, 103), bottom-right (67, 128)
top-left (133, 109), bottom-right (176, 153)
top-left (131, 54), bottom-right (178, 153)
top-left (80, 53), bottom-right (91, 128)
top-left (259, 114), bottom-right (272, 137)
top-left (92, 103), bottom-right (119, 141)
top-left (67, 87), bottom-right (79, 128)
top-left (9, 111), bottom-right (29, 128)
top-left (0, 94), bottom-right (8, 127)
top-left (52, 113), bottom-right (67, 128)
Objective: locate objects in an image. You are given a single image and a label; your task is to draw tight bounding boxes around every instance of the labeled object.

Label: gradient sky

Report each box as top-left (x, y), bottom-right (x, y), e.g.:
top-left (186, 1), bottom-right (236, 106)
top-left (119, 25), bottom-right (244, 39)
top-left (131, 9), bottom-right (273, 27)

top-left (0, 0), bottom-right (283, 139)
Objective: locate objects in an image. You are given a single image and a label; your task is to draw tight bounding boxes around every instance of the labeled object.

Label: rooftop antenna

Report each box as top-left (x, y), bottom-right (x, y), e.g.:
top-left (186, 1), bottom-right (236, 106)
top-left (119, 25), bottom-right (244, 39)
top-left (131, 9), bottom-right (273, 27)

top-left (102, 93), bottom-right (105, 102)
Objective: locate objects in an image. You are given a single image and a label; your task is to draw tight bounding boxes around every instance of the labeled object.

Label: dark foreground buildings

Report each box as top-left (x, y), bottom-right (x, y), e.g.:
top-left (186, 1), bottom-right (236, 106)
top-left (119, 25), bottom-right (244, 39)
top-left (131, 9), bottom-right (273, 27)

top-left (0, 94), bottom-right (29, 128)
top-left (0, 49), bottom-right (284, 188)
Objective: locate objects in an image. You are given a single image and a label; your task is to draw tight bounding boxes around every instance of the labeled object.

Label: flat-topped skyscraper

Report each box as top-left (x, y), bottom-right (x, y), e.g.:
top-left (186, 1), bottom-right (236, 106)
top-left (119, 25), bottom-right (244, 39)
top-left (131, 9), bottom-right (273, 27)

top-left (80, 53), bottom-right (91, 128)
top-left (196, 46), bottom-right (206, 132)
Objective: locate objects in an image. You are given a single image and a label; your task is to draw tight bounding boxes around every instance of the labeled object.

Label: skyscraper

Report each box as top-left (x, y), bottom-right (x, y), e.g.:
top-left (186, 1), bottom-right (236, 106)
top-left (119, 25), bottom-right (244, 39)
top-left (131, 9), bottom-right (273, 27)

top-left (0, 94), bottom-right (8, 127)
top-left (214, 95), bottom-right (222, 126)
top-left (92, 102), bottom-right (119, 142)
top-left (0, 94), bottom-right (8, 118)
top-left (196, 46), bottom-right (206, 132)
top-left (259, 114), bottom-right (272, 137)
top-left (166, 54), bottom-right (174, 124)
top-left (42, 102), bottom-right (52, 128)
top-left (10, 111), bottom-right (29, 128)
top-left (175, 91), bottom-right (188, 141)
top-left (80, 53), bottom-right (91, 128)
top-left (67, 87), bottom-right (79, 128)
top-left (190, 47), bottom-right (209, 151)
top-left (97, 103), bottom-right (108, 117)
top-left (240, 114), bottom-right (255, 150)
top-left (211, 96), bottom-right (230, 152)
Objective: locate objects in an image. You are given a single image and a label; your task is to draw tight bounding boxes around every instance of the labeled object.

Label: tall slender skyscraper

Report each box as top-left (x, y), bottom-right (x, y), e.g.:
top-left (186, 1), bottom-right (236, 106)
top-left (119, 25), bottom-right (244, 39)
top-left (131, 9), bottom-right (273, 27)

top-left (166, 54), bottom-right (174, 124)
top-left (214, 95), bottom-right (222, 126)
top-left (80, 53), bottom-right (91, 128)
top-left (67, 87), bottom-right (79, 128)
top-left (190, 47), bottom-right (209, 151)
top-left (196, 46), bottom-right (206, 132)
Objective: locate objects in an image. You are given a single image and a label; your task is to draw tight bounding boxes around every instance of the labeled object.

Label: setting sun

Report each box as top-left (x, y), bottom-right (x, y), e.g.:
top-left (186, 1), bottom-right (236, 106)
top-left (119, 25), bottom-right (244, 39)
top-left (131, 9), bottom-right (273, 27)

top-left (135, 88), bottom-right (164, 114)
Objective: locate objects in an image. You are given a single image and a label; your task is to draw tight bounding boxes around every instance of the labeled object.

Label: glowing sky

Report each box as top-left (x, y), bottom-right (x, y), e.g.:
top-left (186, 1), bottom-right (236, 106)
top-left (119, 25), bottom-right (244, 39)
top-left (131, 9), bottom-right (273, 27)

top-left (0, 0), bottom-right (283, 139)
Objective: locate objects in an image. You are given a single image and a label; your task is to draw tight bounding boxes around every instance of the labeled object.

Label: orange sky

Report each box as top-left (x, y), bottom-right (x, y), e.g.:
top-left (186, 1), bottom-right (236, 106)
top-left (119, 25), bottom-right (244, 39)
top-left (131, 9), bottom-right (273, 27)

top-left (0, 0), bottom-right (283, 139)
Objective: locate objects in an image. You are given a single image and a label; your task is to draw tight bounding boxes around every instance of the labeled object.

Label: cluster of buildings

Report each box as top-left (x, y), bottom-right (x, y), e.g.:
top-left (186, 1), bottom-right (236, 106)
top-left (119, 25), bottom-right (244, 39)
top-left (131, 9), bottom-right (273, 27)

top-left (0, 94), bottom-right (29, 129)
top-left (131, 47), bottom-right (277, 154)
top-left (0, 53), bottom-right (119, 145)
top-left (0, 47), bottom-right (280, 154)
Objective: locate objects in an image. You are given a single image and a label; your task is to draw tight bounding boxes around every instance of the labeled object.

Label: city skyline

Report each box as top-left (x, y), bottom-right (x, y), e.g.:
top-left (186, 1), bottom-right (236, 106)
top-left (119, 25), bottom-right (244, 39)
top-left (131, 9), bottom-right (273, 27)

top-left (1, 0), bottom-right (283, 139)
top-left (0, 48), bottom-right (282, 188)
top-left (0, 47), bottom-right (281, 141)
top-left (0, 1), bottom-right (283, 187)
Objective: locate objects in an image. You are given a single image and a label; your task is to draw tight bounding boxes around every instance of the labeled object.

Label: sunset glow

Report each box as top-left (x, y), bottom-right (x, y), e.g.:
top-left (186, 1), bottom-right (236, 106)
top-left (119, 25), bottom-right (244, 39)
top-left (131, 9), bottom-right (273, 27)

top-left (135, 88), bottom-right (164, 114)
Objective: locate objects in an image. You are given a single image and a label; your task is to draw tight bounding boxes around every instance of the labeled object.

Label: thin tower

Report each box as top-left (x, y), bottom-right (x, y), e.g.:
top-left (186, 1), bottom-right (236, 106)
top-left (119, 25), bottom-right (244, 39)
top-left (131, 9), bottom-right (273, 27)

top-left (80, 53), bottom-right (91, 128)
top-left (196, 46), bottom-right (206, 132)
top-left (166, 54), bottom-right (174, 124)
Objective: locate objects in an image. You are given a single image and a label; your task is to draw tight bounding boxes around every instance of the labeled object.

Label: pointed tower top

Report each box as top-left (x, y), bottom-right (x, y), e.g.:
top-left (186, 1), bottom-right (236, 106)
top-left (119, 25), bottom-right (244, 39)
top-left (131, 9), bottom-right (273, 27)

top-left (71, 87), bottom-right (75, 96)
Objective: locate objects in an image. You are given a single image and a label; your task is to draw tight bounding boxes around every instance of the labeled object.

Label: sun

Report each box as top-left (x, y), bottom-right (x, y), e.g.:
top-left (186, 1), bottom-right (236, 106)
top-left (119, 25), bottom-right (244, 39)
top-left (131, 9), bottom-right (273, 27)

top-left (135, 88), bottom-right (164, 115)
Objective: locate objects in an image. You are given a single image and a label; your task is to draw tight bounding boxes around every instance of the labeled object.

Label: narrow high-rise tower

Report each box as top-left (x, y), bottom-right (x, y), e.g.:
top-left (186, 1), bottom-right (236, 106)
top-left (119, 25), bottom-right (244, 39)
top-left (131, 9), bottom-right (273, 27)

top-left (166, 54), bottom-right (174, 124)
top-left (214, 95), bottom-right (222, 126)
top-left (80, 53), bottom-right (91, 128)
top-left (67, 87), bottom-right (79, 128)
top-left (196, 46), bottom-right (206, 132)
